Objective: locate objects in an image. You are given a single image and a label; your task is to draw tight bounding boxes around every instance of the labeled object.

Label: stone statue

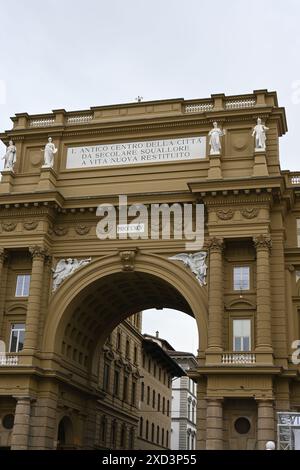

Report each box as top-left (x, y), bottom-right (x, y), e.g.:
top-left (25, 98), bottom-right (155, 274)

top-left (208, 122), bottom-right (225, 155)
top-left (169, 252), bottom-right (207, 286)
top-left (43, 137), bottom-right (58, 167)
top-left (52, 257), bottom-right (92, 291)
top-left (2, 140), bottom-right (16, 171)
top-left (252, 118), bottom-right (269, 151)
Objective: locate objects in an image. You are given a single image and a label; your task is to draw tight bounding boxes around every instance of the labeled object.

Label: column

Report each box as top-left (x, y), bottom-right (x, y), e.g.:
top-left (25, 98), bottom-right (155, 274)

top-left (23, 245), bottom-right (48, 353)
top-left (207, 237), bottom-right (224, 351)
top-left (206, 398), bottom-right (223, 449)
top-left (0, 248), bottom-right (7, 279)
top-left (37, 255), bottom-right (52, 350)
top-left (196, 378), bottom-right (207, 449)
top-left (10, 397), bottom-right (31, 450)
top-left (256, 399), bottom-right (275, 450)
top-left (0, 249), bottom-right (8, 336)
top-left (253, 235), bottom-right (272, 351)
top-left (29, 384), bottom-right (59, 449)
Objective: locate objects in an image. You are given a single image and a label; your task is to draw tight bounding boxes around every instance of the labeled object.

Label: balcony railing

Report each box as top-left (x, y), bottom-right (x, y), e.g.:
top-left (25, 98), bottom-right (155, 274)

top-left (290, 175), bottom-right (300, 185)
top-left (221, 353), bottom-right (256, 365)
top-left (0, 354), bottom-right (19, 366)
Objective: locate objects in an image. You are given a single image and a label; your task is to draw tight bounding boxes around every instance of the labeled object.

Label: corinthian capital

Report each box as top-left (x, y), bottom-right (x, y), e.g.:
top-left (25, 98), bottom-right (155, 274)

top-left (29, 245), bottom-right (48, 260)
top-left (0, 248), bottom-right (8, 263)
top-left (253, 234), bottom-right (272, 251)
top-left (206, 237), bottom-right (224, 253)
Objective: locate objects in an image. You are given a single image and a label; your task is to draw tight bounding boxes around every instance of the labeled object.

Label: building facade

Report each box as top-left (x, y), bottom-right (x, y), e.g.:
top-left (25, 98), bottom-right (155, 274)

top-left (136, 335), bottom-right (185, 450)
top-left (0, 90), bottom-right (300, 450)
top-left (169, 352), bottom-right (197, 450)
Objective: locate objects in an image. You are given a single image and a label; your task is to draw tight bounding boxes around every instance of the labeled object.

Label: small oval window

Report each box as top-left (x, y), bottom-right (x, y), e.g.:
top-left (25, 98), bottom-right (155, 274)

top-left (2, 414), bottom-right (14, 430)
top-left (234, 417), bottom-right (251, 434)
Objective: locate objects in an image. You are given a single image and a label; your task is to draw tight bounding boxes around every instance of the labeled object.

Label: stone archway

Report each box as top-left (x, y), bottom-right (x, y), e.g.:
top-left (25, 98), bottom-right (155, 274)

top-left (43, 252), bottom-right (208, 368)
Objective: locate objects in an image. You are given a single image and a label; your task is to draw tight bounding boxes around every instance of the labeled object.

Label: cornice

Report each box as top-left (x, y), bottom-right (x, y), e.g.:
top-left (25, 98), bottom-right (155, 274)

top-left (0, 106), bottom-right (284, 141)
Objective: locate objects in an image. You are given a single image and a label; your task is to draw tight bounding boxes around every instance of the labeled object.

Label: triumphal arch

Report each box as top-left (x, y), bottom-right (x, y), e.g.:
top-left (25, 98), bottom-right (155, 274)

top-left (0, 90), bottom-right (300, 450)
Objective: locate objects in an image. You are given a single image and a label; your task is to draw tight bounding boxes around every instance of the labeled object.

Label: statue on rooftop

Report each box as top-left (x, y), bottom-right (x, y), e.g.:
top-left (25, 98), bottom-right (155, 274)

top-left (2, 140), bottom-right (16, 171)
top-left (252, 118), bottom-right (269, 151)
top-left (43, 137), bottom-right (58, 167)
top-left (208, 122), bottom-right (225, 155)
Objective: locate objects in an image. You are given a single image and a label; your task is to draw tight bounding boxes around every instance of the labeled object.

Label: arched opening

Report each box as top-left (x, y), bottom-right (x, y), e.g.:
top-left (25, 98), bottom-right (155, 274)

top-left (57, 416), bottom-right (74, 450)
top-left (42, 254), bottom-right (208, 450)
top-left (44, 254), bottom-right (208, 369)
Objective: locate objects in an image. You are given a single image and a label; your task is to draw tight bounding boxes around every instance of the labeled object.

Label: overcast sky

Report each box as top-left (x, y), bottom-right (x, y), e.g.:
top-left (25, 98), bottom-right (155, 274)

top-left (1, 0), bottom-right (300, 352)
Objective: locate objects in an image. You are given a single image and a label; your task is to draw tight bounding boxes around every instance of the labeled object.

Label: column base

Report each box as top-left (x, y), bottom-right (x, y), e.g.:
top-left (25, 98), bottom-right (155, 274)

top-left (38, 166), bottom-right (58, 191)
top-left (253, 151), bottom-right (268, 177)
top-left (0, 170), bottom-right (15, 193)
top-left (208, 156), bottom-right (222, 179)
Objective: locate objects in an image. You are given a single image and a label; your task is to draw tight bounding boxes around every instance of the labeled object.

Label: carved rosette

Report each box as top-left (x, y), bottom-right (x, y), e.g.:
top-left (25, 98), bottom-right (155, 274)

top-left (119, 250), bottom-right (137, 271)
top-left (253, 234), bottom-right (272, 251)
top-left (75, 224), bottom-right (90, 235)
top-left (1, 222), bottom-right (17, 232)
top-left (216, 209), bottom-right (234, 220)
top-left (53, 226), bottom-right (69, 236)
top-left (29, 245), bottom-right (48, 260)
top-left (241, 208), bottom-right (259, 219)
top-left (23, 220), bottom-right (39, 231)
top-left (206, 237), bottom-right (224, 253)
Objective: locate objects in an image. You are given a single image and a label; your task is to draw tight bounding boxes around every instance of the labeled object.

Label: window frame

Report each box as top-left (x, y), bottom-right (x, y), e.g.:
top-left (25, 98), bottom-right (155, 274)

top-left (9, 323), bottom-right (25, 352)
top-left (233, 266), bottom-right (250, 291)
top-left (15, 274), bottom-right (31, 298)
top-left (231, 317), bottom-right (253, 352)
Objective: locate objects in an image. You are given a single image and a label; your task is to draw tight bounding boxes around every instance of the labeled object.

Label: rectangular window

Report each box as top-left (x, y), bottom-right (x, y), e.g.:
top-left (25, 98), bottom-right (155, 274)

top-left (233, 319), bottom-right (251, 351)
top-left (233, 267), bottom-right (250, 291)
top-left (131, 381), bottom-right (136, 406)
top-left (113, 370), bottom-right (120, 396)
top-left (116, 331), bottom-right (121, 351)
top-left (103, 363), bottom-right (110, 391)
top-left (15, 274), bottom-right (31, 297)
top-left (9, 323), bottom-right (25, 352)
top-left (123, 375), bottom-right (128, 402)
top-left (141, 382), bottom-right (144, 401)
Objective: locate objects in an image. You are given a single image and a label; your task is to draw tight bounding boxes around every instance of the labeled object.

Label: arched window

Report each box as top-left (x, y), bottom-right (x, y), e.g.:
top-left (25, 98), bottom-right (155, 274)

top-left (120, 424), bottom-right (126, 448)
top-left (146, 420), bottom-right (149, 440)
top-left (156, 426), bottom-right (160, 444)
top-left (101, 416), bottom-right (107, 444)
top-left (152, 390), bottom-right (156, 408)
top-left (111, 420), bottom-right (117, 448)
top-left (57, 416), bottom-right (74, 449)
top-left (151, 423), bottom-right (155, 442)
top-left (129, 427), bottom-right (135, 449)
top-left (139, 417), bottom-right (143, 437)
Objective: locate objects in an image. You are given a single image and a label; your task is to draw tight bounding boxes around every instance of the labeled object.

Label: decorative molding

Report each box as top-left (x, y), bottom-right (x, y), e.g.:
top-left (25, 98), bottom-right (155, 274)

top-left (241, 208), bottom-right (259, 219)
top-left (1, 222), bottom-right (17, 232)
top-left (168, 252), bottom-right (207, 286)
top-left (23, 220), bottom-right (39, 231)
top-left (206, 237), bottom-right (224, 252)
top-left (29, 245), bottom-right (48, 260)
top-left (0, 248), bottom-right (8, 263)
top-left (253, 234), bottom-right (272, 251)
top-left (75, 224), bottom-right (91, 235)
top-left (52, 257), bottom-right (92, 291)
top-left (53, 225), bottom-right (69, 236)
top-left (119, 250), bottom-right (137, 271)
top-left (216, 209), bottom-right (234, 220)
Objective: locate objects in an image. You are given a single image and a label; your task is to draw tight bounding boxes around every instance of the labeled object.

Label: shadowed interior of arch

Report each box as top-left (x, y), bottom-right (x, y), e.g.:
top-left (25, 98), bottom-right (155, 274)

top-left (59, 271), bottom-right (195, 371)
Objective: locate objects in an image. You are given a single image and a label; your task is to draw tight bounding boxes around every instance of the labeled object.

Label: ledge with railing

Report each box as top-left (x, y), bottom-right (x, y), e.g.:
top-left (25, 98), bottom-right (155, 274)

top-left (221, 352), bottom-right (256, 365)
top-left (0, 354), bottom-right (19, 366)
top-left (7, 90), bottom-right (275, 129)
